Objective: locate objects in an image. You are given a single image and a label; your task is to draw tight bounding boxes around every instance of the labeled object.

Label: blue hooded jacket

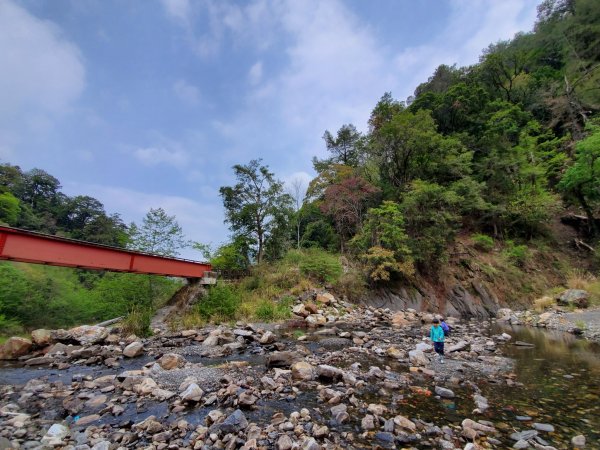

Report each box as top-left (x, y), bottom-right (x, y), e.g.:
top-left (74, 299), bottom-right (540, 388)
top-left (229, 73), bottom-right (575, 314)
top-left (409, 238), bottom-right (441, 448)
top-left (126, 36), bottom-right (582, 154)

top-left (430, 325), bottom-right (445, 343)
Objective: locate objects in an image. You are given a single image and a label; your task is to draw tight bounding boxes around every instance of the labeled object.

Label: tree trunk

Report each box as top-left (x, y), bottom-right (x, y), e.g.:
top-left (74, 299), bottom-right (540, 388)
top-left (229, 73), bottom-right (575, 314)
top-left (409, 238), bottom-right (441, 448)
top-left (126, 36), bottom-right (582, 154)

top-left (575, 189), bottom-right (597, 236)
top-left (257, 230), bottom-right (264, 264)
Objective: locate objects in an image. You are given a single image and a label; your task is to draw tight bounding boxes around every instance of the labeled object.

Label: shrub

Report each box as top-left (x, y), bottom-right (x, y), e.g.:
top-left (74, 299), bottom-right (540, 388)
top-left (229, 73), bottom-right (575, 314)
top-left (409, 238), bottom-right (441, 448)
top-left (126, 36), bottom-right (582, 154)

top-left (197, 284), bottom-right (240, 321)
top-left (298, 249), bottom-right (342, 283)
top-left (503, 240), bottom-right (529, 267)
top-left (472, 233), bottom-right (494, 252)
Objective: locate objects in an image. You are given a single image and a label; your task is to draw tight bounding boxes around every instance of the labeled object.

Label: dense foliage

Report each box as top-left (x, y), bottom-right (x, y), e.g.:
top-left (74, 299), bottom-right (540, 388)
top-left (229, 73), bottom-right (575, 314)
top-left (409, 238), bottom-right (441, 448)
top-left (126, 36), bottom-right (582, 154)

top-left (256, 0), bottom-right (600, 281)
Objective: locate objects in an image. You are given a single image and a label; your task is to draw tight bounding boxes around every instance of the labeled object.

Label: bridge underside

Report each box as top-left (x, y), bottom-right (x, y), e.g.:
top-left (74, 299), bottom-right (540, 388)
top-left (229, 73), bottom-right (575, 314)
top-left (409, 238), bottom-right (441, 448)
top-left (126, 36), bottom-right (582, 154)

top-left (0, 226), bottom-right (215, 282)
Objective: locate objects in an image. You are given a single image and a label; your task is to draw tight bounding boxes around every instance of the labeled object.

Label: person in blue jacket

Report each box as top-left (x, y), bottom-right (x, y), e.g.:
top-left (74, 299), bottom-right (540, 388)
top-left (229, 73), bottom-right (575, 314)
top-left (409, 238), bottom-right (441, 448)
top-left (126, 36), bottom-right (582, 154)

top-left (430, 318), bottom-right (445, 363)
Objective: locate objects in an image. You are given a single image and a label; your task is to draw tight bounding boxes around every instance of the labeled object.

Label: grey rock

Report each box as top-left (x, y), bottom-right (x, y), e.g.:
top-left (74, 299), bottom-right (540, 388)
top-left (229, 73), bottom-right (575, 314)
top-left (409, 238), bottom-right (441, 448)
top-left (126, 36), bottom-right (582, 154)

top-left (557, 289), bottom-right (589, 308)
top-left (533, 423), bottom-right (555, 433)
top-left (219, 409), bottom-right (248, 434)
top-left (511, 430), bottom-right (538, 441)
top-left (434, 386), bottom-right (455, 398)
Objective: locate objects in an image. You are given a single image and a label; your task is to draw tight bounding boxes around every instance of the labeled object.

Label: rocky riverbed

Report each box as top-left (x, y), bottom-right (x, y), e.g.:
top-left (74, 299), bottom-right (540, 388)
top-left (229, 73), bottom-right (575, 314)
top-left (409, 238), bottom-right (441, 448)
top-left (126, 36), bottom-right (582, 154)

top-left (0, 293), bottom-right (599, 449)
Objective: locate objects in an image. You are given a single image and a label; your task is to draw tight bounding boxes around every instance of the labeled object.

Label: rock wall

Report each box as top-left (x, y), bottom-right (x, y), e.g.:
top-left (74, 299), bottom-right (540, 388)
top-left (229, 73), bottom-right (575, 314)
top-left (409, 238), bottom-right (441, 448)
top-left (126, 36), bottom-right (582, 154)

top-left (362, 277), bottom-right (502, 319)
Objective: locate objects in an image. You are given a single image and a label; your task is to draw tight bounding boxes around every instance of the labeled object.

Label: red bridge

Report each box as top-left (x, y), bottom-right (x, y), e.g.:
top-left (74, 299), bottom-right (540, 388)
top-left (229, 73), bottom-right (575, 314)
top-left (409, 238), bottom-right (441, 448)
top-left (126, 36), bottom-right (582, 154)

top-left (0, 226), bottom-right (215, 283)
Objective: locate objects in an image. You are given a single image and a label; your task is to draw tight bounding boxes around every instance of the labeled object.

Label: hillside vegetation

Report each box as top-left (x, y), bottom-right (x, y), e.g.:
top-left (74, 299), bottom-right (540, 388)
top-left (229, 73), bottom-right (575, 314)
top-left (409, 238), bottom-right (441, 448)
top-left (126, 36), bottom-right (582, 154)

top-left (1, 0), bottom-right (600, 334)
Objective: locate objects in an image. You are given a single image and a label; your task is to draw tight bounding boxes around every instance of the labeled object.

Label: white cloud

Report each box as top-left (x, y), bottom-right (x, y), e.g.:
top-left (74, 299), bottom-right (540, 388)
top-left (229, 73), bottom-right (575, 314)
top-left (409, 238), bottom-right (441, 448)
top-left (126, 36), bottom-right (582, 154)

top-left (63, 182), bottom-right (228, 259)
top-left (160, 0), bottom-right (281, 57)
top-left (173, 79), bottom-right (200, 105)
top-left (393, 0), bottom-right (539, 99)
top-left (248, 61), bottom-right (263, 85)
top-left (133, 145), bottom-right (190, 168)
top-left (0, 0), bottom-right (85, 120)
top-left (195, 0), bottom-right (539, 170)
top-left (160, 0), bottom-right (191, 24)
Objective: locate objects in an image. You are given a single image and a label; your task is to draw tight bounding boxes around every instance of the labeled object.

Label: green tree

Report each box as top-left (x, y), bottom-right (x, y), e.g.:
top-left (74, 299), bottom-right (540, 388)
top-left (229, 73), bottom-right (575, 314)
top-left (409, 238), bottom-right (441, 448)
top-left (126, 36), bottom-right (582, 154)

top-left (0, 192), bottom-right (20, 225)
top-left (351, 201), bottom-right (413, 281)
top-left (129, 207), bottom-right (188, 256)
top-left (368, 108), bottom-right (472, 190)
top-left (220, 159), bottom-right (293, 264)
top-left (321, 124), bottom-right (363, 167)
top-left (558, 124), bottom-right (600, 234)
top-left (401, 181), bottom-right (462, 270)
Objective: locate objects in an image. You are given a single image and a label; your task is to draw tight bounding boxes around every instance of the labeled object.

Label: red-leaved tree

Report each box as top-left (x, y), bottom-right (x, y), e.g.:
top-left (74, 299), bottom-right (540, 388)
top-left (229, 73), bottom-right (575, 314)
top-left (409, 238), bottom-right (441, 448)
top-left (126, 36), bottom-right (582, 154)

top-left (320, 176), bottom-right (380, 252)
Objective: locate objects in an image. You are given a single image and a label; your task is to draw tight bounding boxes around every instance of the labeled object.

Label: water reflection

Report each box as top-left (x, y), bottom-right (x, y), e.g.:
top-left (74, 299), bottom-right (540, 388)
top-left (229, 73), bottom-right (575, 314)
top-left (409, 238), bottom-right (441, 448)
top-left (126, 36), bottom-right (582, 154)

top-left (485, 324), bottom-right (600, 447)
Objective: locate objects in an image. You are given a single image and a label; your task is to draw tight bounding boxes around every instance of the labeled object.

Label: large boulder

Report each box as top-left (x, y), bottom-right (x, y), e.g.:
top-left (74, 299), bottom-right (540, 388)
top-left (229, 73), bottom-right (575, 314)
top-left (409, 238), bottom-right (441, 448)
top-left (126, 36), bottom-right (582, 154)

top-left (31, 329), bottom-right (53, 347)
top-left (123, 341), bottom-right (144, 358)
top-left (219, 409), bottom-right (248, 434)
top-left (408, 349), bottom-right (429, 366)
top-left (496, 308), bottom-right (513, 321)
top-left (391, 312), bottom-right (409, 328)
top-left (0, 337), bottom-right (32, 360)
top-left (292, 304), bottom-right (309, 317)
top-left (180, 383), bottom-right (203, 402)
top-left (316, 292), bottom-right (335, 305)
top-left (68, 325), bottom-right (109, 345)
top-left (557, 289), bottom-right (589, 308)
top-left (158, 353), bottom-right (187, 370)
top-left (266, 351), bottom-right (301, 368)
top-left (305, 314), bottom-right (326, 327)
top-left (291, 361), bottom-right (316, 381)
top-left (317, 364), bottom-right (344, 380)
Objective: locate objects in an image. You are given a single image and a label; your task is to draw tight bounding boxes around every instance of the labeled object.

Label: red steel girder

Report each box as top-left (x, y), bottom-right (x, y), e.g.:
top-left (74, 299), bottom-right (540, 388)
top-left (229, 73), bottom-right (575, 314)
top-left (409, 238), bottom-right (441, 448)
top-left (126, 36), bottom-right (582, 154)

top-left (0, 226), bottom-right (211, 279)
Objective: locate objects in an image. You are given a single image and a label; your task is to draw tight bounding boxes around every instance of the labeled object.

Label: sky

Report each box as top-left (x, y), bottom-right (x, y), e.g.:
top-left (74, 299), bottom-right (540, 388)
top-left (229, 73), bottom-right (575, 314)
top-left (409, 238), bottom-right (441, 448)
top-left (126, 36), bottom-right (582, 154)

top-left (0, 0), bottom-right (540, 259)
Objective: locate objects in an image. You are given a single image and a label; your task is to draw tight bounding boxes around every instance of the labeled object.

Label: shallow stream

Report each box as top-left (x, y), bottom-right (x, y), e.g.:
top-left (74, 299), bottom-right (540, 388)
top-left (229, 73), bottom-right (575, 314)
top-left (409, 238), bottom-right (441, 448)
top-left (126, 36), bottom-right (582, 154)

top-left (1, 322), bottom-right (599, 448)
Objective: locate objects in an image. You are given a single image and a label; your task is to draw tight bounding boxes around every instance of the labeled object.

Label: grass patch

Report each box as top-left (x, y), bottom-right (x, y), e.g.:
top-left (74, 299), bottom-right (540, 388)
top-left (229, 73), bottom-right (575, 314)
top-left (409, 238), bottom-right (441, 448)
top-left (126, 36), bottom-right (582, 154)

top-left (293, 330), bottom-right (305, 339)
top-left (575, 320), bottom-right (587, 330)
top-left (533, 296), bottom-right (554, 312)
top-left (121, 306), bottom-right (153, 337)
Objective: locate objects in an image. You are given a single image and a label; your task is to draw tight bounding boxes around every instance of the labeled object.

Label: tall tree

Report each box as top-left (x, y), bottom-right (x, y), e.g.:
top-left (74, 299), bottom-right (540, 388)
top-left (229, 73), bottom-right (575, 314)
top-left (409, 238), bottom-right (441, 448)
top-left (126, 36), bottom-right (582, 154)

top-left (288, 177), bottom-right (306, 249)
top-left (320, 176), bottom-right (379, 252)
top-left (220, 159), bottom-right (293, 264)
top-left (321, 124), bottom-right (362, 167)
top-left (129, 208), bottom-right (187, 256)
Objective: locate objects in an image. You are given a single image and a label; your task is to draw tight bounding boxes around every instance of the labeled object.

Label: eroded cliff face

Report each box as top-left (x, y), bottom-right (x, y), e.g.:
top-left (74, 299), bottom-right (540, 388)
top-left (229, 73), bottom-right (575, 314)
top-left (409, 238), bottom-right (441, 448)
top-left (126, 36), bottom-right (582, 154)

top-left (362, 277), bottom-right (503, 319)
top-left (358, 230), bottom-right (583, 318)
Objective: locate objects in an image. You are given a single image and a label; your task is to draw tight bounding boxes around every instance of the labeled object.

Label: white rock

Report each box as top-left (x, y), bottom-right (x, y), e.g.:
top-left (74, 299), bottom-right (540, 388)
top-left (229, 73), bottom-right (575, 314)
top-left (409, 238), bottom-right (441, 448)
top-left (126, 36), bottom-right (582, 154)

top-left (180, 383), bottom-right (204, 402)
top-left (123, 341), bottom-right (144, 358)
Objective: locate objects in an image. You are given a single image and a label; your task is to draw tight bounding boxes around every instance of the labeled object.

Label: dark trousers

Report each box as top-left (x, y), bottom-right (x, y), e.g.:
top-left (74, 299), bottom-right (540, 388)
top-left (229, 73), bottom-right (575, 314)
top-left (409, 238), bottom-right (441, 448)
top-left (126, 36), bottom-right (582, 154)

top-left (434, 342), bottom-right (444, 356)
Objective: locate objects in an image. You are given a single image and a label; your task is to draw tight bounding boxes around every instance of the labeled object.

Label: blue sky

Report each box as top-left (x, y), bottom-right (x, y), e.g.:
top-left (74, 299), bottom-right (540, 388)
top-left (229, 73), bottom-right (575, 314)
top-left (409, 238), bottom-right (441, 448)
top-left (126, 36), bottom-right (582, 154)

top-left (0, 0), bottom-right (540, 258)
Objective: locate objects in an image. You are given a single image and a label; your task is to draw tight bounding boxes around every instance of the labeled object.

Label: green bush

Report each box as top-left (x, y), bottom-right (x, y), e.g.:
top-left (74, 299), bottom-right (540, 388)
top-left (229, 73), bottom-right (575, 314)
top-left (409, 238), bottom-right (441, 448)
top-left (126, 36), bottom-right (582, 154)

top-left (197, 284), bottom-right (240, 321)
top-left (472, 233), bottom-right (494, 252)
top-left (297, 249), bottom-right (342, 283)
top-left (503, 240), bottom-right (529, 267)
